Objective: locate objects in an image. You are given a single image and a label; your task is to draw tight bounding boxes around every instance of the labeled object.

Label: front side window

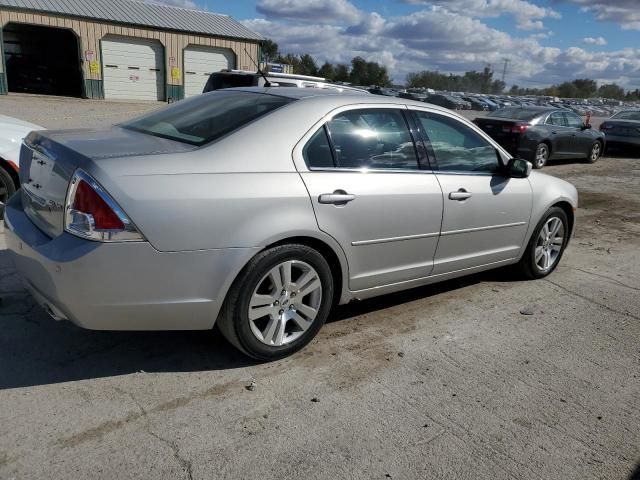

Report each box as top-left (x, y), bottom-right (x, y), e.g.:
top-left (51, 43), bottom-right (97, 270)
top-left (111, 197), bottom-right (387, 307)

top-left (564, 112), bottom-right (584, 129)
top-left (413, 111), bottom-right (500, 174)
top-left (122, 91), bottom-right (293, 146)
top-left (324, 109), bottom-right (419, 170)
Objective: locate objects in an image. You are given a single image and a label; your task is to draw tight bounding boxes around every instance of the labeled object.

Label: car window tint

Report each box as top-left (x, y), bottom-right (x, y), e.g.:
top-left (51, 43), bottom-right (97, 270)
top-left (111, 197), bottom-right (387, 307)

top-left (547, 112), bottom-right (567, 126)
top-left (414, 111), bottom-right (499, 174)
top-left (564, 112), bottom-right (583, 128)
top-left (303, 127), bottom-right (334, 168)
top-left (326, 109), bottom-right (418, 170)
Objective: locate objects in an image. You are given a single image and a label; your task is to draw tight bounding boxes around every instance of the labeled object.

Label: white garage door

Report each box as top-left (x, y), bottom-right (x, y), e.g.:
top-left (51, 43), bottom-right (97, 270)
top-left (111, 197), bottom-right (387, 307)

top-left (184, 46), bottom-right (235, 97)
top-left (102, 37), bottom-right (165, 101)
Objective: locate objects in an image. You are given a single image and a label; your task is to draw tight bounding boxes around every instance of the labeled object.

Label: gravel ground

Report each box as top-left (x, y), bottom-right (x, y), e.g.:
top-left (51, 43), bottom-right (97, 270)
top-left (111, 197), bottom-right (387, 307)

top-left (0, 94), bottom-right (638, 480)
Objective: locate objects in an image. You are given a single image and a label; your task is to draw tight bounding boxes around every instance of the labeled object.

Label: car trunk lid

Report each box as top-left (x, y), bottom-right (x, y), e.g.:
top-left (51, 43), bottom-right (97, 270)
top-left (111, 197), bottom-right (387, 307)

top-left (474, 117), bottom-right (529, 155)
top-left (20, 128), bottom-right (196, 239)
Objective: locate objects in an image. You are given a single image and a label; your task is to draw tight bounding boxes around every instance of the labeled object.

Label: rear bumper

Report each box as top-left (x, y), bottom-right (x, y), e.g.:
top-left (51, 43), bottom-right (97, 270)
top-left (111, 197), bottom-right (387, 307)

top-left (3, 193), bottom-right (259, 330)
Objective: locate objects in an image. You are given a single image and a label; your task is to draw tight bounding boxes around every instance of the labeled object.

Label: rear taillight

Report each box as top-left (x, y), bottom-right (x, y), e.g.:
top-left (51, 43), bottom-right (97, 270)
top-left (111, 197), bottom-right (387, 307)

top-left (511, 124), bottom-right (530, 134)
top-left (65, 169), bottom-right (144, 242)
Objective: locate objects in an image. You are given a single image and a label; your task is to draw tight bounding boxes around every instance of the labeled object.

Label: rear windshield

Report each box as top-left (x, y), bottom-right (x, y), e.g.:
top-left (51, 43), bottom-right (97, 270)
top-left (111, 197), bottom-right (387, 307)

top-left (203, 73), bottom-right (257, 92)
top-left (122, 91), bottom-right (293, 146)
top-left (488, 108), bottom-right (542, 121)
top-left (612, 111), bottom-right (640, 121)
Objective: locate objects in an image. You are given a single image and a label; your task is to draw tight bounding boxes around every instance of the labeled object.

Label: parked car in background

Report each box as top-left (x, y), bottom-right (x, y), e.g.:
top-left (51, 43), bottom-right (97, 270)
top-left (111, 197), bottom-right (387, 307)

top-left (426, 94), bottom-right (467, 110)
top-left (5, 88), bottom-right (578, 360)
top-left (474, 107), bottom-right (605, 168)
top-left (0, 115), bottom-right (44, 217)
top-left (462, 96), bottom-right (489, 111)
top-left (203, 69), bottom-right (368, 95)
top-left (599, 110), bottom-right (640, 149)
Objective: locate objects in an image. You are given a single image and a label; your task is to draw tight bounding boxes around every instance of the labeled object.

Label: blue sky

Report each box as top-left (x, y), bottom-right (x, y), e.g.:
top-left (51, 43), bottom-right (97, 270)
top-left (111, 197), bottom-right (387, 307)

top-left (159, 0), bottom-right (640, 88)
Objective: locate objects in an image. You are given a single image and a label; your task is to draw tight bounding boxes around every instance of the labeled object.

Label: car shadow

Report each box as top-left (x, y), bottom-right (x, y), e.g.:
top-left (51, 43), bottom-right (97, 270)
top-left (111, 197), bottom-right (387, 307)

top-left (0, 244), bottom-right (516, 390)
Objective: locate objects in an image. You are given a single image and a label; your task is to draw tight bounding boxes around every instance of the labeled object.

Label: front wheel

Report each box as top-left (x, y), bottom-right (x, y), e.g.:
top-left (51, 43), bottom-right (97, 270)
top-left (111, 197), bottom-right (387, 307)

top-left (217, 244), bottom-right (334, 361)
top-left (585, 141), bottom-right (602, 164)
top-left (516, 207), bottom-right (570, 279)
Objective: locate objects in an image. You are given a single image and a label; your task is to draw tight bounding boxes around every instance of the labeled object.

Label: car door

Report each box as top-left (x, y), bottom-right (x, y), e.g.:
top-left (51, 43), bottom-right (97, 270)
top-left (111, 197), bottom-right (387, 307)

top-left (411, 109), bottom-right (533, 275)
top-left (545, 111), bottom-right (573, 156)
top-left (563, 111), bottom-right (591, 156)
top-left (293, 106), bottom-right (444, 292)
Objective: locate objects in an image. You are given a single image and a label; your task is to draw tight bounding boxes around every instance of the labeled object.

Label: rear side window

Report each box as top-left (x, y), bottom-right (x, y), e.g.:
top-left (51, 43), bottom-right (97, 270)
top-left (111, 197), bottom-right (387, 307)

top-left (303, 127), bottom-right (334, 168)
top-left (122, 91), bottom-right (293, 146)
top-left (546, 112), bottom-right (567, 126)
top-left (325, 109), bottom-right (418, 170)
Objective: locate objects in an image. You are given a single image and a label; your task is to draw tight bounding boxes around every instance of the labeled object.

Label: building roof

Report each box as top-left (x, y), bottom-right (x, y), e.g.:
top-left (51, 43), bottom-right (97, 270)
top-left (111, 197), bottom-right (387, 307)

top-left (0, 0), bottom-right (263, 41)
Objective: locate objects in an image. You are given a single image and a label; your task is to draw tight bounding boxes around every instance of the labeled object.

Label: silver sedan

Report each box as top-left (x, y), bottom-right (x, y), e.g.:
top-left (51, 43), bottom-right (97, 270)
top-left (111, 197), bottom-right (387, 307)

top-left (4, 88), bottom-right (578, 360)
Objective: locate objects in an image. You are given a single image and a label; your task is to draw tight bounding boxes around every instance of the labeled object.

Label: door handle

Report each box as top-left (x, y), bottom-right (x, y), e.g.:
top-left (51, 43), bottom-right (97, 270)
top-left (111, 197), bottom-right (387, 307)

top-left (318, 191), bottom-right (356, 205)
top-left (449, 189), bottom-right (472, 201)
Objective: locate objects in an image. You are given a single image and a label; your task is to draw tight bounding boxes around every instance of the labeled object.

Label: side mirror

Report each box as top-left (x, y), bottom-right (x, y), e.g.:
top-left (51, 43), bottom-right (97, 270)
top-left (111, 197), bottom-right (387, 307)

top-left (506, 158), bottom-right (532, 178)
top-left (581, 123), bottom-right (592, 130)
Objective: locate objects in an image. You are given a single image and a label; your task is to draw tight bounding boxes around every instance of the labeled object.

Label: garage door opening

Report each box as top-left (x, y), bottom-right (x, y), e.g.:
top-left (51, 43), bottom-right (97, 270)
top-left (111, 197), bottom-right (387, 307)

top-left (3, 23), bottom-right (83, 97)
top-left (184, 46), bottom-right (235, 98)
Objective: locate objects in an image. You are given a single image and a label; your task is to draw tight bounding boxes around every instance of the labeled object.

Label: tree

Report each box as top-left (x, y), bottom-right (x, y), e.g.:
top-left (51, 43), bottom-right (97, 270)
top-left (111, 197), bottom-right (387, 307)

top-left (334, 64), bottom-right (350, 82)
top-left (491, 79), bottom-right (506, 94)
top-left (509, 85), bottom-right (520, 95)
top-left (261, 39), bottom-right (279, 63)
top-left (557, 81), bottom-right (579, 98)
top-left (572, 78), bottom-right (598, 98)
top-left (318, 62), bottom-right (335, 80)
top-left (598, 83), bottom-right (625, 100)
top-left (297, 54), bottom-right (318, 76)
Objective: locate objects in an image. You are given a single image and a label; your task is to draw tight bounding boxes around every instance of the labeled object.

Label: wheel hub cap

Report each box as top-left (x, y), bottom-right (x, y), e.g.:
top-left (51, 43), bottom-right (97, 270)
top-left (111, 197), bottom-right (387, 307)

top-left (248, 260), bottom-right (323, 347)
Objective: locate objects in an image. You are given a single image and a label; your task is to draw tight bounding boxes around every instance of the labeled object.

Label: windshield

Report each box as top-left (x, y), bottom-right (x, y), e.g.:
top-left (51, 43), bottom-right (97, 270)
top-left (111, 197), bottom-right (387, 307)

top-left (122, 91), bottom-right (293, 146)
top-left (488, 108), bottom-right (542, 121)
top-left (612, 111), bottom-right (640, 121)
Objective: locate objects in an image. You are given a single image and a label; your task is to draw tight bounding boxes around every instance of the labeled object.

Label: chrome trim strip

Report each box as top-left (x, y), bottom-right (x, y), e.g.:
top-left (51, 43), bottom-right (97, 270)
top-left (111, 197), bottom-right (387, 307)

top-left (441, 221), bottom-right (527, 236)
top-left (308, 167), bottom-right (434, 174)
top-left (352, 231), bottom-right (440, 246)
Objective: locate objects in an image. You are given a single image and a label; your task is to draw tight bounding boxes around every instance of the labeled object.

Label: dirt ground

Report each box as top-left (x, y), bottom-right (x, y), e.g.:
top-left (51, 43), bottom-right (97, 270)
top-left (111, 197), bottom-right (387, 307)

top-left (0, 94), bottom-right (638, 480)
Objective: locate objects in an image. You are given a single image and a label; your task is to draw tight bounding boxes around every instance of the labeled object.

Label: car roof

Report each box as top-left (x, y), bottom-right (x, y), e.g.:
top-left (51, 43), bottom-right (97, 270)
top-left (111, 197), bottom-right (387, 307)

top-left (229, 87), bottom-right (461, 115)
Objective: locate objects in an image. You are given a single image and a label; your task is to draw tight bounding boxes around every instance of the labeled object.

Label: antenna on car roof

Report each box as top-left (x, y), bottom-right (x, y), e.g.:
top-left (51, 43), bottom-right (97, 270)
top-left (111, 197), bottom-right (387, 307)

top-left (245, 47), bottom-right (271, 88)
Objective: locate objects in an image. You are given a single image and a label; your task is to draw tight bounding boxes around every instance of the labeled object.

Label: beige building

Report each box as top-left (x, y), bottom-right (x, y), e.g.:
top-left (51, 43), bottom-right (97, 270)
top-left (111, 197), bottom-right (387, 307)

top-left (0, 0), bottom-right (262, 101)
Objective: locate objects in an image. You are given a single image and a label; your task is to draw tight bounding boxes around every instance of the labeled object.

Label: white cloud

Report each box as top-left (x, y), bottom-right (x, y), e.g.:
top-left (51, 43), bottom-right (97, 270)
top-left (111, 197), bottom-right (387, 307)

top-left (403, 0), bottom-right (561, 30)
top-left (583, 36), bottom-right (608, 46)
top-left (256, 0), bottom-right (361, 24)
top-left (560, 1), bottom-right (640, 30)
top-left (244, 0), bottom-right (640, 89)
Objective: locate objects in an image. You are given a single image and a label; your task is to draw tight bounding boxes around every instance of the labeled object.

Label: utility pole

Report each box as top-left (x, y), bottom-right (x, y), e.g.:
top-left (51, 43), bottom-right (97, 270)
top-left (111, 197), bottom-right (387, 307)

top-left (501, 58), bottom-right (510, 83)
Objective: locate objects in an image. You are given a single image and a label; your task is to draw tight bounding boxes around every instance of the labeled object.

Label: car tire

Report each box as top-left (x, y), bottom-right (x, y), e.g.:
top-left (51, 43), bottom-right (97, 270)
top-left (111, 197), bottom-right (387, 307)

top-left (531, 143), bottom-right (549, 169)
top-left (217, 244), bottom-right (334, 361)
top-left (516, 206), bottom-right (570, 280)
top-left (0, 164), bottom-right (17, 215)
top-left (585, 141), bottom-right (602, 164)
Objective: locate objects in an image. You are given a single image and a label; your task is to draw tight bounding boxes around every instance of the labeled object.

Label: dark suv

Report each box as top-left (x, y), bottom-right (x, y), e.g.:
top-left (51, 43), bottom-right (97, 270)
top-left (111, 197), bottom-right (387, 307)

top-left (474, 107), bottom-right (605, 168)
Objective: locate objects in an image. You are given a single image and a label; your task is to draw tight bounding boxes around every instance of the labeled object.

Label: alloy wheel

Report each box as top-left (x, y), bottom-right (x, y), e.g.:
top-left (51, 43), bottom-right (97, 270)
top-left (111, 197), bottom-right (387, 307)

top-left (590, 143), bottom-right (601, 162)
top-left (248, 260), bottom-right (323, 347)
top-left (535, 145), bottom-right (549, 168)
top-left (534, 217), bottom-right (565, 273)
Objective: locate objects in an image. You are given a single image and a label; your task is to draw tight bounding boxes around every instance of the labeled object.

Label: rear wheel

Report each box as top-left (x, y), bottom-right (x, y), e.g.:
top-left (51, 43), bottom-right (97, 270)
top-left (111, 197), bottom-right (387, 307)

top-left (516, 207), bottom-right (569, 279)
top-left (532, 143), bottom-right (549, 169)
top-left (0, 165), bottom-right (17, 216)
top-left (217, 244), bottom-right (334, 361)
top-left (585, 141), bottom-right (602, 164)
